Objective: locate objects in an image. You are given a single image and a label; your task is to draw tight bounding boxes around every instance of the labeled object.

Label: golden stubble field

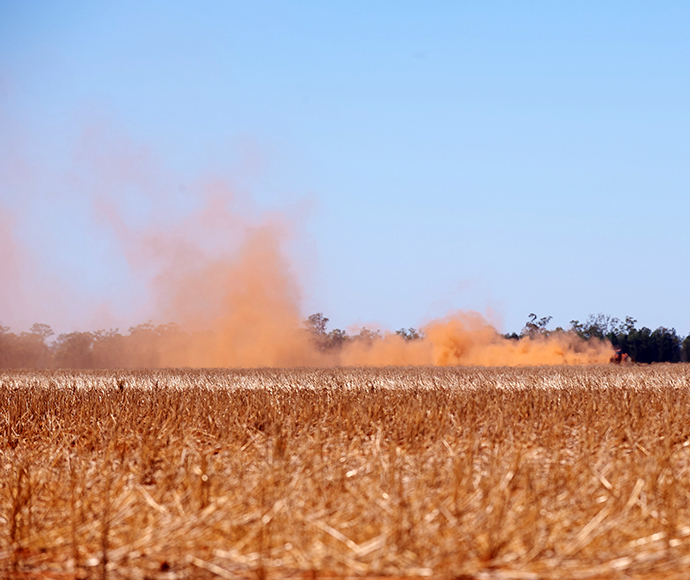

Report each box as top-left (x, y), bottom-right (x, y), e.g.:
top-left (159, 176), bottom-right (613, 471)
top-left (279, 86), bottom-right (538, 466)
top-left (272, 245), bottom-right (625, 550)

top-left (2, 365), bottom-right (690, 580)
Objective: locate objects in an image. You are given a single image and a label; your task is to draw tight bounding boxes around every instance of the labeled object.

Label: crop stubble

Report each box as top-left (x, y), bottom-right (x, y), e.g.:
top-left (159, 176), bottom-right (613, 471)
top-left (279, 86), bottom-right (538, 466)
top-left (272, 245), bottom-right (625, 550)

top-left (2, 365), bottom-right (690, 579)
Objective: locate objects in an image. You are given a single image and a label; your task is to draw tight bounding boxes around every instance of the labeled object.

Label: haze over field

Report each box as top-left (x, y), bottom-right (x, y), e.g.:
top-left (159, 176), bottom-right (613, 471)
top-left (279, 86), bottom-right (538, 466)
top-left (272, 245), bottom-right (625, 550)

top-left (1, 3), bottom-right (689, 364)
top-left (1, 146), bottom-right (613, 366)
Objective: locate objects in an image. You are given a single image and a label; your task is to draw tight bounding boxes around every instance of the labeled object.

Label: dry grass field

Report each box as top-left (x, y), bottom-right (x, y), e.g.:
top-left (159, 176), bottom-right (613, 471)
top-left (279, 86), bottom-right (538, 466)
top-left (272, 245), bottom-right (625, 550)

top-left (2, 365), bottom-right (690, 580)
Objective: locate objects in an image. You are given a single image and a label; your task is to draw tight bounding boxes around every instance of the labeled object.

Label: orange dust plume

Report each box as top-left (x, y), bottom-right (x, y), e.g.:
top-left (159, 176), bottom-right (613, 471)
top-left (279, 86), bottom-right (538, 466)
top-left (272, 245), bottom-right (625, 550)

top-left (3, 176), bottom-right (615, 368)
top-left (0, 211), bottom-right (24, 321)
top-left (339, 312), bottom-right (613, 367)
top-left (94, 177), bottom-right (325, 368)
top-left (124, 208), bottom-right (613, 368)
top-left (100, 184), bottom-right (613, 368)
top-left (0, 124), bottom-right (614, 368)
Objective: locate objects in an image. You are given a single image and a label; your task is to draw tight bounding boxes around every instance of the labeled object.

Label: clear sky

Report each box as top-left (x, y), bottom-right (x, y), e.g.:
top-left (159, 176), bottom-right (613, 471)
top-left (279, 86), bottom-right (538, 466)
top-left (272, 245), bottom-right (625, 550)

top-left (1, 2), bottom-right (689, 336)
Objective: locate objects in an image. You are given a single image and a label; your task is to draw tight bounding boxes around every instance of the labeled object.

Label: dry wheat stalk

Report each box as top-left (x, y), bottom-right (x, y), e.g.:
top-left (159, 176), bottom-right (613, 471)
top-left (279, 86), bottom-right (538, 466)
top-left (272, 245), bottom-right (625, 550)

top-left (1, 365), bottom-right (690, 579)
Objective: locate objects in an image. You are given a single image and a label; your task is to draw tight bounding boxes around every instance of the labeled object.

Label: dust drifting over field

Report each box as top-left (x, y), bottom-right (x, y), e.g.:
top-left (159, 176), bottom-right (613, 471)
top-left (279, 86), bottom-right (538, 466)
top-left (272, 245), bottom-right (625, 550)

top-left (0, 211), bottom-right (23, 317)
top-left (89, 169), bottom-right (613, 367)
top-left (68, 185), bottom-right (615, 367)
top-left (1, 128), bottom-right (612, 367)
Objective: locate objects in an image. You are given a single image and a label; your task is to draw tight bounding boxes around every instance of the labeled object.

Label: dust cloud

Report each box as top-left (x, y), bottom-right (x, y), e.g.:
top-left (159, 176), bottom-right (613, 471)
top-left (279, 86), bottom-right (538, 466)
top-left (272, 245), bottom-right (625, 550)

top-left (91, 196), bottom-right (614, 367)
top-left (0, 126), bottom-right (614, 367)
top-left (340, 314), bottom-right (612, 367)
top-left (89, 168), bottom-right (613, 367)
top-left (0, 211), bottom-right (24, 319)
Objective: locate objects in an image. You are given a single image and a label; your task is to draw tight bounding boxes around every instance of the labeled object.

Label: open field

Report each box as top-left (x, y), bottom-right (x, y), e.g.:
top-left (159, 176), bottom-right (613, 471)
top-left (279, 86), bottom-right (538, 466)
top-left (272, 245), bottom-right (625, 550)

top-left (2, 365), bottom-right (690, 579)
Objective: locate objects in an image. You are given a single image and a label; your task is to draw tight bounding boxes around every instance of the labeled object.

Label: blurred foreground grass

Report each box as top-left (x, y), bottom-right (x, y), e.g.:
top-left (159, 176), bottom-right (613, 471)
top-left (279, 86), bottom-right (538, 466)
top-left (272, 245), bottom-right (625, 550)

top-left (2, 365), bottom-right (690, 579)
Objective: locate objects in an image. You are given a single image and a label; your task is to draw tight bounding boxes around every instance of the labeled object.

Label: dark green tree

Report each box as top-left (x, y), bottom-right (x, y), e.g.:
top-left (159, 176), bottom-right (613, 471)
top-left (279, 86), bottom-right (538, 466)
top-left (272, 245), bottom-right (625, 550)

top-left (570, 314), bottom-right (621, 341)
top-left (396, 327), bottom-right (422, 341)
top-left (522, 314), bottom-right (552, 338)
top-left (305, 313), bottom-right (329, 336)
top-left (355, 328), bottom-right (381, 343)
top-left (650, 327), bottom-right (682, 363)
top-left (304, 313), bottom-right (350, 351)
top-left (325, 328), bottom-right (349, 350)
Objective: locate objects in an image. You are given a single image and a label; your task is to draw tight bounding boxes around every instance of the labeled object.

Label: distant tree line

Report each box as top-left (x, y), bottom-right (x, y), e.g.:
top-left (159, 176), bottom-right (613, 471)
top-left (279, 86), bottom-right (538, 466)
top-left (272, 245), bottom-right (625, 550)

top-left (509, 313), bottom-right (690, 363)
top-left (0, 312), bottom-right (688, 368)
top-left (568, 314), bottom-right (689, 364)
top-left (304, 312), bottom-right (423, 353)
top-left (0, 322), bottom-right (192, 369)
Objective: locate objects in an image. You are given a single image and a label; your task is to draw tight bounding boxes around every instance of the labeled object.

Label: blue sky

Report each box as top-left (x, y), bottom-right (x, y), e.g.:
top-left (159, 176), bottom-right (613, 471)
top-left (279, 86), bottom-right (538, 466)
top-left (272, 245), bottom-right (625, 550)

top-left (1, 2), bottom-right (689, 336)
